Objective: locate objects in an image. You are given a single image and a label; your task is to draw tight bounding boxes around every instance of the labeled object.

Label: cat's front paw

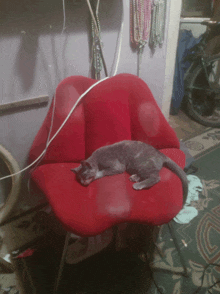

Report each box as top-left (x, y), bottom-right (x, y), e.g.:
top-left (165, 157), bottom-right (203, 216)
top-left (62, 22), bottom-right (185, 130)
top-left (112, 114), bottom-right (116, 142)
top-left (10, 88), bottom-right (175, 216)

top-left (129, 174), bottom-right (140, 182)
top-left (133, 182), bottom-right (144, 190)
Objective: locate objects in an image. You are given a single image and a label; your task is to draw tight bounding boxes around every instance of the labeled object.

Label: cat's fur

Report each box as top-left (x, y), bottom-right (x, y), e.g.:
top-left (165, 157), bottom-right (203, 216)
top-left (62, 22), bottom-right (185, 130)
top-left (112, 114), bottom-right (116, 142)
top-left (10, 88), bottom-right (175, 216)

top-left (71, 140), bottom-right (188, 205)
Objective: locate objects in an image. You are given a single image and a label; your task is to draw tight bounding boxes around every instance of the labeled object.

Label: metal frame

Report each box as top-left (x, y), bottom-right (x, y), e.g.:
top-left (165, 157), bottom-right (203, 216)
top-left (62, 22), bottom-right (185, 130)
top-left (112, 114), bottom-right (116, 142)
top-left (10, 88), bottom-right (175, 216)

top-left (53, 231), bottom-right (72, 294)
top-left (167, 222), bottom-right (189, 277)
top-left (151, 222), bottom-right (189, 277)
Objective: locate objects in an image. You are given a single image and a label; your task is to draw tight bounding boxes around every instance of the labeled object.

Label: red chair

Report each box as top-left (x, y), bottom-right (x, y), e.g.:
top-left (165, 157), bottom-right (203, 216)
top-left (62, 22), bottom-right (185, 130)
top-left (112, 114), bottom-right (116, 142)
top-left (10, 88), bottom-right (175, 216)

top-left (29, 74), bottom-right (187, 293)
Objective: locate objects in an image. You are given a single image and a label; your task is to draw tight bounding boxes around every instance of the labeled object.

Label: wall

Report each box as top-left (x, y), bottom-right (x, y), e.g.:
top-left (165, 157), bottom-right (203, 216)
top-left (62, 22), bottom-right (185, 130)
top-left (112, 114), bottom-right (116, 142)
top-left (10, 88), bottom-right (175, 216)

top-left (0, 0), bottom-right (122, 169)
top-left (0, 0), bottom-right (181, 210)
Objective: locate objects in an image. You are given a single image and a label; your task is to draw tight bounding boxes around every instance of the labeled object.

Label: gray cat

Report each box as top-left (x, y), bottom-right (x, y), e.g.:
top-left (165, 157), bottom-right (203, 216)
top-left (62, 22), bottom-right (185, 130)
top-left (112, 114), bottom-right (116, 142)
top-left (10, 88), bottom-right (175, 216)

top-left (71, 140), bottom-right (188, 205)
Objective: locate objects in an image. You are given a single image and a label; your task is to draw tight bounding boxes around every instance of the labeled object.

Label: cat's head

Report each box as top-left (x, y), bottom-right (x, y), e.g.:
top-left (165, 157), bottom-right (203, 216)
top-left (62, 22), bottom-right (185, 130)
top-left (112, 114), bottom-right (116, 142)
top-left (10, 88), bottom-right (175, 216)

top-left (71, 161), bottom-right (96, 186)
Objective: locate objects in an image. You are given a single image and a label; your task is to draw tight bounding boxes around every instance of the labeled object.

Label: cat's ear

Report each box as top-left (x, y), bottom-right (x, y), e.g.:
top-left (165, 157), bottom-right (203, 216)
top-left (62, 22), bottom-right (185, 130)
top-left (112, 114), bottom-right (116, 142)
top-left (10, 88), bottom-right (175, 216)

top-left (81, 161), bottom-right (92, 169)
top-left (71, 165), bottom-right (82, 173)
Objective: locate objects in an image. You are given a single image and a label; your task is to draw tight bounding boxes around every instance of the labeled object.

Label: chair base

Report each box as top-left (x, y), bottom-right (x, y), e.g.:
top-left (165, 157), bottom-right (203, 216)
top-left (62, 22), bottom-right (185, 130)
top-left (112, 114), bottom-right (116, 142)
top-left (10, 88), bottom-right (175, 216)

top-left (167, 222), bottom-right (189, 277)
top-left (150, 222), bottom-right (189, 278)
top-left (53, 231), bottom-right (71, 294)
top-left (53, 222), bottom-right (189, 294)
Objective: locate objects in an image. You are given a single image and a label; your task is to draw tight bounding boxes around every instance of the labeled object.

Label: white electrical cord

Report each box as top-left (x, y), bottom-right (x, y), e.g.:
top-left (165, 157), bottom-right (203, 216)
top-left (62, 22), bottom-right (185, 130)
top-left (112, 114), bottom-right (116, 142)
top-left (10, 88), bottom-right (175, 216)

top-left (27, 0), bottom-right (66, 188)
top-left (86, 0), bottom-right (100, 36)
top-left (111, 0), bottom-right (124, 77)
top-left (87, 0), bottom-right (109, 77)
top-left (0, 77), bottom-right (109, 182)
top-left (87, 0), bottom-right (124, 77)
top-left (96, 0), bottom-right (100, 15)
top-left (61, 0), bottom-right (66, 33)
top-left (27, 94), bottom-right (56, 193)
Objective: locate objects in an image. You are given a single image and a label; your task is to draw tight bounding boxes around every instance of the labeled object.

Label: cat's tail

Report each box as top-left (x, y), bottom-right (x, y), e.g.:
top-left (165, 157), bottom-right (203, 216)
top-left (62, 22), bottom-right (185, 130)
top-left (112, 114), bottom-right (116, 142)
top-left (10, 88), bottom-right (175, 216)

top-left (163, 157), bottom-right (188, 206)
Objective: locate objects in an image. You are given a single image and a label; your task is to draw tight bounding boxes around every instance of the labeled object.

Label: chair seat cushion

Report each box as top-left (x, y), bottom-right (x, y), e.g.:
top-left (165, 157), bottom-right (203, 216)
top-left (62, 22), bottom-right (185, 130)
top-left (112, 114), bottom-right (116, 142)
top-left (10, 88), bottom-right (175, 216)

top-left (31, 148), bottom-right (186, 237)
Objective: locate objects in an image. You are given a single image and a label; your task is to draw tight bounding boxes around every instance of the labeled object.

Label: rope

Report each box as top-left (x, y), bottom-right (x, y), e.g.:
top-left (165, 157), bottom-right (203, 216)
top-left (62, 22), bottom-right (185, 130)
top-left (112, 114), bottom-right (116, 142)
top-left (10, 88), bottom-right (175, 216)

top-left (111, 5), bottom-right (124, 77)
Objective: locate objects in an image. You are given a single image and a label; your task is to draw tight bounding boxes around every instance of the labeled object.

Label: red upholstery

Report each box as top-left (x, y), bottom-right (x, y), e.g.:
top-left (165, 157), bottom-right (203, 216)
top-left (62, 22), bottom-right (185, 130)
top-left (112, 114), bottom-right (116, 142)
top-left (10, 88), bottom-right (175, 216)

top-left (29, 74), bottom-right (185, 237)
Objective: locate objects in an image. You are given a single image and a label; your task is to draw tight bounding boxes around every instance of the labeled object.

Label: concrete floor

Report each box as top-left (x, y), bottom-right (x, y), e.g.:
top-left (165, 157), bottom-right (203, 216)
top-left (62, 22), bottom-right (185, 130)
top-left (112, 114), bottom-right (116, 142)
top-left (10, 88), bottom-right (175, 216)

top-left (168, 110), bottom-right (209, 141)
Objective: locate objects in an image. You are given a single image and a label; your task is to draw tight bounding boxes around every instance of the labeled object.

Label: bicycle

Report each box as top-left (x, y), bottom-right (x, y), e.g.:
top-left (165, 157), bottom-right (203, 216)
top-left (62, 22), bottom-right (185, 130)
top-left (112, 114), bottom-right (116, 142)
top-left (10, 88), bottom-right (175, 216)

top-left (183, 20), bottom-right (220, 127)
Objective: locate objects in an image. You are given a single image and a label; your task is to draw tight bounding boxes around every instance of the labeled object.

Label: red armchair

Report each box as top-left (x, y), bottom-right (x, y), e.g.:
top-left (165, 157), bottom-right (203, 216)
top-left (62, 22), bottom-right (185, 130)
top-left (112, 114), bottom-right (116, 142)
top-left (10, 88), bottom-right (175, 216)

top-left (29, 73), bottom-right (186, 292)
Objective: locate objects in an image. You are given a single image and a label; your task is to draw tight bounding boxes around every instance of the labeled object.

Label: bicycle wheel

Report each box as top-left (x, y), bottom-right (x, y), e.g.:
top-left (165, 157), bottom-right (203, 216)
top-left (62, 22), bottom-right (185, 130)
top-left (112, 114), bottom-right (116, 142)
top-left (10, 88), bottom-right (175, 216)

top-left (0, 145), bottom-right (21, 223)
top-left (185, 53), bottom-right (220, 127)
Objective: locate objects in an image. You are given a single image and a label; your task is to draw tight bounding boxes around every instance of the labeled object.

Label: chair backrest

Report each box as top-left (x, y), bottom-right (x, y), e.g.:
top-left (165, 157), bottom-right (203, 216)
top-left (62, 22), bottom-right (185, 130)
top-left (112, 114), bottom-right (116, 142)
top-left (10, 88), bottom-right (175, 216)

top-left (29, 74), bottom-right (179, 165)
